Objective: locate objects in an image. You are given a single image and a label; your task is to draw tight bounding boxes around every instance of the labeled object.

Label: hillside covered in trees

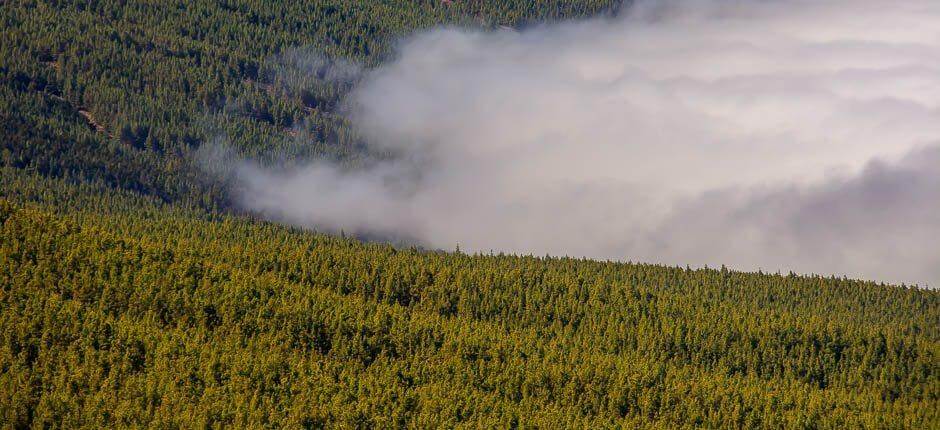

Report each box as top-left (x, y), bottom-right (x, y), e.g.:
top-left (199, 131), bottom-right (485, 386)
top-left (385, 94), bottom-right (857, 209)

top-left (1, 0), bottom-right (938, 428)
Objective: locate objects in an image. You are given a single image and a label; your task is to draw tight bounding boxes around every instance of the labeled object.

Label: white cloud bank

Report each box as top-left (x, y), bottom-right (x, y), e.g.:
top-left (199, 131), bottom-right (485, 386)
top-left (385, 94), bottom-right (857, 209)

top-left (234, 0), bottom-right (940, 287)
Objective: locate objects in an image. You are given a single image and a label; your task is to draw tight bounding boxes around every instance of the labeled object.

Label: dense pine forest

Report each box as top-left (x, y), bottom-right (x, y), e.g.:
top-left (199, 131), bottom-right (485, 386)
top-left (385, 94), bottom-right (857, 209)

top-left (1, 0), bottom-right (938, 428)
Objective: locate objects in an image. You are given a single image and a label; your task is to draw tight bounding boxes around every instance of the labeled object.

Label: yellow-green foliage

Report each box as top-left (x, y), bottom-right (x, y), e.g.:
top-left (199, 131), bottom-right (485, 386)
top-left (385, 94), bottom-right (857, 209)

top-left (1, 190), bottom-right (937, 428)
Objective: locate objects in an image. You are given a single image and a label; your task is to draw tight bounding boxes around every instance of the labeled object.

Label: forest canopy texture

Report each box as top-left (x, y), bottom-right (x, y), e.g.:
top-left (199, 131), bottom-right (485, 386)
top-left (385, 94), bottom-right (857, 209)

top-left (1, 0), bottom-right (938, 428)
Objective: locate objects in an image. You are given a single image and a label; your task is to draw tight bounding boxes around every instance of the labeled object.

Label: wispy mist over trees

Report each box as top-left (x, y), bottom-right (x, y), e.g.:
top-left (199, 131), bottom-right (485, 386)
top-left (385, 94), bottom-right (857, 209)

top-left (233, 0), bottom-right (940, 286)
top-left (1, 0), bottom-right (938, 427)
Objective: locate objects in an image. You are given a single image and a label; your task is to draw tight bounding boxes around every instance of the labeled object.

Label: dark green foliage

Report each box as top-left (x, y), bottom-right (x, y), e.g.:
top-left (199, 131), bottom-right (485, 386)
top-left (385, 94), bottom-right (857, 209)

top-left (0, 0), bottom-right (621, 208)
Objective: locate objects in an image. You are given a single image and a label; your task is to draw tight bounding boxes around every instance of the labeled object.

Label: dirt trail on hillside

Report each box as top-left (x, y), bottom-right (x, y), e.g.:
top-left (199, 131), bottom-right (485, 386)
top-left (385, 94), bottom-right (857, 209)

top-left (77, 109), bottom-right (109, 135)
top-left (40, 59), bottom-right (113, 138)
top-left (46, 91), bottom-right (112, 137)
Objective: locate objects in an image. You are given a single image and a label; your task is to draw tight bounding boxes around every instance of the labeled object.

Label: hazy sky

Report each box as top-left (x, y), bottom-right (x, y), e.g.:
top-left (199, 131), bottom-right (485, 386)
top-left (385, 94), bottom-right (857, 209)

top-left (230, 0), bottom-right (940, 287)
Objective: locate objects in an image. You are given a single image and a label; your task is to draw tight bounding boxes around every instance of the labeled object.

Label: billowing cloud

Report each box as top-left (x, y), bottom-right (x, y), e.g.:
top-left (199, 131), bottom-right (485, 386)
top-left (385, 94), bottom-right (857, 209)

top-left (231, 0), bottom-right (940, 287)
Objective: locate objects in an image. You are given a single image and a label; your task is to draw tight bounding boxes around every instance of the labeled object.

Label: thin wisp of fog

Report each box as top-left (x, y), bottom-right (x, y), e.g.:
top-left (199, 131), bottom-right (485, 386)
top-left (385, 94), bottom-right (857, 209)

top-left (232, 0), bottom-right (940, 287)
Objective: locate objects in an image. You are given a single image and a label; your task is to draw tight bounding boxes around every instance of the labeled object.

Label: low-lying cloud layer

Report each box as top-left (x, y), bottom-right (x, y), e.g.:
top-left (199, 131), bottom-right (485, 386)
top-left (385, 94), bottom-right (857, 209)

top-left (233, 0), bottom-right (940, 286)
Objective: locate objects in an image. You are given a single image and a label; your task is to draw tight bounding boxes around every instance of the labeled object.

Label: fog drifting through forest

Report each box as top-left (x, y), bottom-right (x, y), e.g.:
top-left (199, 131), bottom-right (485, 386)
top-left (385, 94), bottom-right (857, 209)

top-left (233, 0), bottom-right (940, 287)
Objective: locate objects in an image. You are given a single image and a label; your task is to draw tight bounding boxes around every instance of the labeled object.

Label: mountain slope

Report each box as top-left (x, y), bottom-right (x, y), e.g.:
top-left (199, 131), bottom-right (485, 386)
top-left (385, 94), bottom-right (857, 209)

top-left (1, 1), bottom-right (938, 427)
top-left (1, 182), bottom-right (937, 427)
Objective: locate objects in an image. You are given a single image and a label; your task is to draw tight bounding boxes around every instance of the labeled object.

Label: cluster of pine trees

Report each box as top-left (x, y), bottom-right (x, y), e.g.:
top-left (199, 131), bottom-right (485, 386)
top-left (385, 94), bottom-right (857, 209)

top-left (1, 0), bottom-right (620, 209)
top-left (1, 0), bottom-right (938, 428)
top-left (1, 174), bottom-right (938, 428)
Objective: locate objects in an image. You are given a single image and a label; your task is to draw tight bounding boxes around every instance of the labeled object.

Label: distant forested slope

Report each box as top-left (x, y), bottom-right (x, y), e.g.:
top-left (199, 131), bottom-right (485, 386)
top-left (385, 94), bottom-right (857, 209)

top-left (1, 0), bottom-right (620, 208)
top-left (1, 1), bottom-right (938, 428)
